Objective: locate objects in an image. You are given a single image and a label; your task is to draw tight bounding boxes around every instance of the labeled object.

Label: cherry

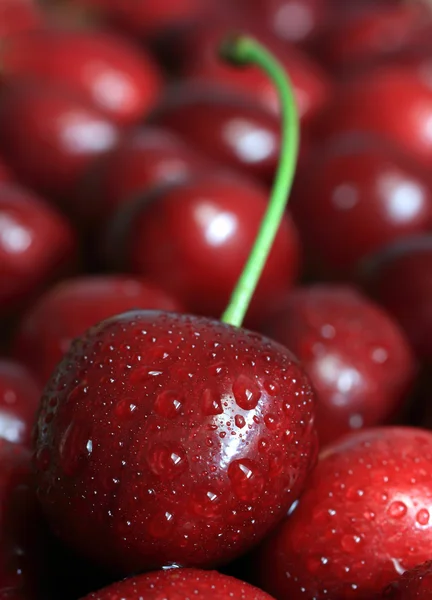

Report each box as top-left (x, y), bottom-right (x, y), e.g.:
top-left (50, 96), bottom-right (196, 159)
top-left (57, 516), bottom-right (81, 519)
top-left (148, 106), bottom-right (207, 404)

top-left (82, 568), bottom-right (274, 599)
top-left (13, 275), bottom-right (183, 386)
top-left (151, 84), bottom-right (281, 183)
top-left (290, 135), bottom-right (432, 278)
top-left (103, 173), bottom-right (300, 324)
top-left (0, 360), bottom-right (41, 448)
top-left (0, 182), bottom-right (76, 317)
top-left (0, 80), bottom-right (120, 201)
top-left (1, 29), bottom-right (163, 127)
top-left (257, 426), bottom-right (432, 599)
top-left (381, 560), bottom-right (432, 599)
top-left (360, 235), bottom-right (432, 362)
top-left (261, 285), bottom-right (416, 446)
top-left (311, 66), bottom-right (432, 170)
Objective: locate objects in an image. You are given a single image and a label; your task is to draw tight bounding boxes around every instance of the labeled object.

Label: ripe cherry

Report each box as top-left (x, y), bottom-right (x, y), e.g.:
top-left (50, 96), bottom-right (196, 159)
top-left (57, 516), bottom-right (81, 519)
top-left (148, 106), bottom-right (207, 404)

top-left (290, 135), bottom-right (432, 277)
top-left (261, 285), bottom-right (416, 446)
top-left (82, 568), bottom-right (274, 600)
top-left (13, 275), bottom-right (183, 386)
top-left (1, 29), bottom-right (163, 126)
top-left (381, 561), bottom-right (432, 599)
top-left (257, 426), bottom-right (432, 599)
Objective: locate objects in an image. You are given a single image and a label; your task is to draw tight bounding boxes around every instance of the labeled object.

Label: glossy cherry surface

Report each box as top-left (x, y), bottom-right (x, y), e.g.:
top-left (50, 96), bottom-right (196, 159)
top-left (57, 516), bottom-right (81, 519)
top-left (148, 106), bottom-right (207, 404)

top-left (257, 426), bottom-right (432, 599)
top-left (13, 275), bottom-right (183, 385)
top-left (83, 568), bottom-right (274, 600)
top-left (0, 183), bottom-right (76, 316)
top-left (0, 81), bottom-right (120, 201)
top-left (1, 29), bottom-right (163, 126)
top-left (361, 235), bottom-right (432, 362)
top-left (103, 173), bottom-right (300, 323)
top-left (261, 285), bottom-right (416, 446)
top-left (381, 560), bottom-right (432, 599)
top-left (34, 310), bottom-right (317, 574)
top-left (151, 85), bottom-right (281, 182)
top-left (290, 136), bottom-right (432, 277)
top-left (0, 360), bottom-right (41, 448)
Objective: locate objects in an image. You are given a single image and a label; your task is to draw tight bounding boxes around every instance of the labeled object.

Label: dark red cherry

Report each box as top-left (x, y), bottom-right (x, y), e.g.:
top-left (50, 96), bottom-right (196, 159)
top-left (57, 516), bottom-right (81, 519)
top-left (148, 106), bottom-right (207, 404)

top-left (13, 275), bottom-right (183, 385)
top-left (0, 0), bottom-right (41, 40)
top-left (311, 66), bottom-right (432, 170)
top-left (381, 561), bottom-right (432, 599)
top-left (0, 80), bottom-right (120, 201)
top-left (257, 426), bottom-right (432, 599)
top-left (1, 29), bottom-right (163, 126)
top-left (103, 173), bottom-right (300, 324)
top-left (34, 310), bottom-right (317, 574)
top-left (261, 285), bottom-right (416, 447)
top-left (0, 182), bottom-right (76, 317)
top-left (0, 360), bottom-right (40, 448)
top-left (151, 85), bottom-right (281, 183)
top-left (290, 135), bottom-right (432, 277)
top-left (82, 568), bottom-right (274, 600)
top-left (360, 235), bottom-right (432, 362)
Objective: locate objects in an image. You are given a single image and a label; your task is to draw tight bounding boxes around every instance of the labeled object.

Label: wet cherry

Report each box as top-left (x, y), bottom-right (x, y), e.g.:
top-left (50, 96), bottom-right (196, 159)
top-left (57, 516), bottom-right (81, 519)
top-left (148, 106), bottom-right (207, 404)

top-left (381, 560), bottom-right (432, 599)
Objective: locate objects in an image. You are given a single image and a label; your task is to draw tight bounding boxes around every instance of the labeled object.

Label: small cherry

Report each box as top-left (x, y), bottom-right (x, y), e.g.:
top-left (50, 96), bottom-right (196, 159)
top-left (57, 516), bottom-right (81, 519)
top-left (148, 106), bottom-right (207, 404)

top-left (257, 426), bottom-right (432, 599)
top-left (13, 275), bottom-right (183, 386)
top-left (290, 135), bottom-right (432, 278)
top-left (0, 182), bottom-right (77, 317)
top-left (1, 29), bottom-right (163, 127)
top-left (33, 35), bottom-right (318, 575)
top-left (381, 561), bottom-right (432, 599)
top-left (261, 284), bottom-right (416, 447)
top-left (82, 568), bottom-right (274, 599)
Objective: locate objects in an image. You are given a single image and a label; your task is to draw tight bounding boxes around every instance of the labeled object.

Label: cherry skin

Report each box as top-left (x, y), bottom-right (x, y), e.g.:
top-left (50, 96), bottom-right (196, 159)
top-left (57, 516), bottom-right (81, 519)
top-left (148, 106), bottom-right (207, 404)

top-left (360, 235), bottom-right (432, 362)
top-left (290, 135), bottom-right (432, 277)
top-left (311, 66), bottom-right (432, 170)
top-left (151, 84), bottom-right (281, 183)
top-left (0, 80), bottom-right (120, 201)
top-left (34, 310), bottom-right (317, 574)
top-left (257, 426), bottom-right (432, 599)
top-left (103, 173), bottom-right (300, 324)
top-left (82, 568), bottom-right (275, 600)
top-left (13, 275), bottom-right (183, 386)
top-left (0, 360), bottom-right (41, 448)
top-left (0, 182), bottom-right (76, 317)
top-left (381, 561), bottom-right (432, 599)
top-left (261, 285), bottom-right (416, 447)
top-left (1, 29), bottom-right (163, 126)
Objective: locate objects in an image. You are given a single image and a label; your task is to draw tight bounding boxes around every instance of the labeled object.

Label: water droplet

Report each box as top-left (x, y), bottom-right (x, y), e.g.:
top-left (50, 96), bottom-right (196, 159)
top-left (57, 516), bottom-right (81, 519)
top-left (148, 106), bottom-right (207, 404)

top-left (233, 375), bottom-right (261, 410)
top-left (263, 379), bottom-right (280, 396)
top-left (208, 362), bottom-right (226, 377)
top-left (115, 399), bottom-right (137, 419)
top-left (264, 413), bottom-right (279, 431)
top-left (258, 438), bottom-right (269, 453)
top-left (129, 366), bottom-right (163, 384)
top-left (228, 459), bottom-right (264, 501)
top-left (67, 383), bottom-right (88, 404)
top-left (201, 389), bottom-right (223, 416)
top-left (35, 447), bottom-right (51, 472)
top-left (346, 487), bottom-right (364, 502)
top-left (59, 422), bottom-right (91, 476)
top-left (235, 415), bottom-right (246, 429)
top-left (154, 390), bottom-right (184, 418)
top-left (148, 510), bottom-right (175, 538)
top-left (191, 487), bottom-right (221, 518)
top-left (147, 443), bottom-right (188, 480)
top-left (416, 508), bottom-right (430, 526)
top-left (388, 501), bottom-right (407, 519)
top-left (341, 534), bottom-right (362, 553)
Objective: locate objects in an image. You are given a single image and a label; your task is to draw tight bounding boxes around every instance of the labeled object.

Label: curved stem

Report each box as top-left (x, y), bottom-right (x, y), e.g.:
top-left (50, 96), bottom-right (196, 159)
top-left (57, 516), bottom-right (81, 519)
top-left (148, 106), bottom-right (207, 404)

top-left (219, 35), bottom-right (300, 328)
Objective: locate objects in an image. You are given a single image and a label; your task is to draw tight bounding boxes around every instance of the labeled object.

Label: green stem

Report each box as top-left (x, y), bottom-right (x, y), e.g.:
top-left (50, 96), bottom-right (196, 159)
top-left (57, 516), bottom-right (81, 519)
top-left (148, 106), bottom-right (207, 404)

top-left (219, 35), bottom-right (300, 327)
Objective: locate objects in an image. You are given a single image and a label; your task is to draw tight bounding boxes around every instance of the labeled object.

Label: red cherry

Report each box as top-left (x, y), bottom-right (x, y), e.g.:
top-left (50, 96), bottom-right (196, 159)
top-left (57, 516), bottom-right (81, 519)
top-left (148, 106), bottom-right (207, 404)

top-left (103, 173), bottom-right (300, 323)
top-left (82, 568), bottom-right (274, 599)
top-left (0, 80), bottom-right (120, 201)
top-left (381, 561), bottom-right (432, 599)
top-left (151, 85), bottom-right (281, 182)
top-left (13, 275), bottom-right (183, 385)
top-left (0, 0), bottom-right (41, 40)
top-left (0, 182), bottom-right (76, 316)
top-left (257, 426), bottom-right (432, 599)
top-left (34, 310), bottom-right (317, 574)
top-left (261, 285), bottom-right (416, 447)
top-left (1, 29), bottom-right (163, 126)
top-left (0, 360), bottom-right (41, 448)
top-left (311, 66), bottom-right (432, 169)
top-left (290, 135), bottom-right (432, 277)
top-left (360, 235), bottom-right (432, 362)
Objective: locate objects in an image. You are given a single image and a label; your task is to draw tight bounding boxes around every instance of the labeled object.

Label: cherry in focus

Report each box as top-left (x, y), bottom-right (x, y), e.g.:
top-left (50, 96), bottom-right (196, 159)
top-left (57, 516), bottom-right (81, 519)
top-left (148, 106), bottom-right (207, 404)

top-left (103, 173), bottom-right (300, 324)
top-left (381, 561), bottom-right (432, 599)
top-left (257, 426), bottom-right (432, 599)
top-left (261, 285), bottom-right (416, 446)
top-left (13, 275), bottom-right (183, 385)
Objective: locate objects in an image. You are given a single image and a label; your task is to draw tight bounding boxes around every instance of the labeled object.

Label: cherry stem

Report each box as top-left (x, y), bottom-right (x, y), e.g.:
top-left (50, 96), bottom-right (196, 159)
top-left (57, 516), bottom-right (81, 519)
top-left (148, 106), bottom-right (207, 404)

top-left (219, 35), bottom-right (300, 328)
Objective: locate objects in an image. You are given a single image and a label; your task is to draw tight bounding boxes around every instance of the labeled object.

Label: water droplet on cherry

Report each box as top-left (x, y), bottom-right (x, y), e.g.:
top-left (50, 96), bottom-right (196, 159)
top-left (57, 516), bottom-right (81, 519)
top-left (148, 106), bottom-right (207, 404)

top-left (228, 458), bottom-right (264, 501)
top-left (201, 389), bottom-right (223, 416)
top-left (147, 443), bottom-right (188, 480)
top-left (233, 375), bottom-right (261, 410)
top-left (154, 390), bottom-right (184, 418)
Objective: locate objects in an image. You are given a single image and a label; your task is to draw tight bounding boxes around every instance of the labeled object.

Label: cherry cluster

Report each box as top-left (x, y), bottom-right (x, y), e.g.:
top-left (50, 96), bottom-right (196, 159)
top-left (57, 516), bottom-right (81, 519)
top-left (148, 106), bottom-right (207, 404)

top-left (1, 0), bottom-right (432, 598)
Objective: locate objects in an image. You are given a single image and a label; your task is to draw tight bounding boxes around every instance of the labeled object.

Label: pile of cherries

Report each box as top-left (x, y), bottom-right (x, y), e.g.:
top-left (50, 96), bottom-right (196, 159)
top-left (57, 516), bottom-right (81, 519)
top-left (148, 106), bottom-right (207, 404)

top-left (2, 0), bottom-right (432, 598)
